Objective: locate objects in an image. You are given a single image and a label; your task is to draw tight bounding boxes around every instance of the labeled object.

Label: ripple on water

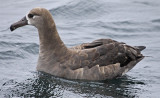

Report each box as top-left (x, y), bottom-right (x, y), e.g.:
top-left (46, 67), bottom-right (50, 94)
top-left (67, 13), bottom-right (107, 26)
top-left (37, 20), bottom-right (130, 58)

top-left (151, 18), bottom-right (160, 23)
top-left (0, 50), bottom-right (25, 60)
top-left (0, 41), bottom-right (39, 59)
top-left (20, 43), bottom-right (39, 55)
top-left (0, 72), bottom-right (146, 97)
top-left (50, 0), bottom-right (108, 20)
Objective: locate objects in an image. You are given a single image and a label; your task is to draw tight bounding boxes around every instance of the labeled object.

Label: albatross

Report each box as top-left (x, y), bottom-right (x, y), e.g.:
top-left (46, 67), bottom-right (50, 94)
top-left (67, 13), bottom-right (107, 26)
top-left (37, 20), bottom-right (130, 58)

top-left (10, 7), bottom-right (146, 80)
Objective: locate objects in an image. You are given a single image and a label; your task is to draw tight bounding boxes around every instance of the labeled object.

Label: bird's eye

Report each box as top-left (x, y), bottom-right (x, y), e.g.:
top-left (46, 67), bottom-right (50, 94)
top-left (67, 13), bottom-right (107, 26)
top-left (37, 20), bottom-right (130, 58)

top-left (28, 14), bottom-right (34, 18)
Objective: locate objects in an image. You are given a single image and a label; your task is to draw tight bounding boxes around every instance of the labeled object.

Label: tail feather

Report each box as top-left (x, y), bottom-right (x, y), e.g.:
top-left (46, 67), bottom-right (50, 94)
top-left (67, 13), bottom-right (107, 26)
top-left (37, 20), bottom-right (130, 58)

top-left (121, 56), bottom-right (144, 76)
top-left (134, 46), bottom-right (146, 51)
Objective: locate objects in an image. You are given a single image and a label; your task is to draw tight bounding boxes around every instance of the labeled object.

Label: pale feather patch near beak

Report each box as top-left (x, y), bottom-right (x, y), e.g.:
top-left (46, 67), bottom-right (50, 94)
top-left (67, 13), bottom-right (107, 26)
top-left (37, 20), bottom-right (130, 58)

top-left (26, 14), bottom-right (31, 25)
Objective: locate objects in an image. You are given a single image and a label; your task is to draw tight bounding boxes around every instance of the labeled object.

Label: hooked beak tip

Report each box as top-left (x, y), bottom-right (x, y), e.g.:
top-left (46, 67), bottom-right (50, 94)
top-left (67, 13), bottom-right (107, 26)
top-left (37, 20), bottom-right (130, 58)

top-left (10, 16), bottom-right (28, 32)
top-left (10, 25), bottom-right (15, 31)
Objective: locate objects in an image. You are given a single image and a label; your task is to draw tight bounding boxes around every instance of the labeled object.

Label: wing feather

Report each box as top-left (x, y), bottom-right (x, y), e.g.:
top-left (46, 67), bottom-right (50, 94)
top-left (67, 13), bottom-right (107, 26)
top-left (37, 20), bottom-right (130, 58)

top-left (68, 39), bottom-right (144, 71)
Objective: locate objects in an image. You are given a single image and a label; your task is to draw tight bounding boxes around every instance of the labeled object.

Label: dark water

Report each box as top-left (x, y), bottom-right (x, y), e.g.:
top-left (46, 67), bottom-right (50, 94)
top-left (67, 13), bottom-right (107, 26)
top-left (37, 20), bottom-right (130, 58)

top-left (0, 0), bottom-right (160, 97)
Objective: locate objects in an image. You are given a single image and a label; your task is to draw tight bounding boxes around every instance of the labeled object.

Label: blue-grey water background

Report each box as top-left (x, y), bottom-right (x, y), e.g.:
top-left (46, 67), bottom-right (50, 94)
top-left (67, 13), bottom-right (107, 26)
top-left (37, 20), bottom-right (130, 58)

top-left (0, 0), bottom-right (160, 97)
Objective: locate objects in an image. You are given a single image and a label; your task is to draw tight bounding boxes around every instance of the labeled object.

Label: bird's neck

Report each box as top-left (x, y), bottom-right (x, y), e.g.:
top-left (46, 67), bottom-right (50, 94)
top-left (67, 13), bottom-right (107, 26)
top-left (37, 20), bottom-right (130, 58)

top-left (37, 22), bottom-right (68, 60)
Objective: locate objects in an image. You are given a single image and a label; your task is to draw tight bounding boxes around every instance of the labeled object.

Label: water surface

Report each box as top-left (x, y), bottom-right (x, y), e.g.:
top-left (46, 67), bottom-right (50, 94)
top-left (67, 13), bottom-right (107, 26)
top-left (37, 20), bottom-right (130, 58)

top-left (0, 0), bottom-right (160, 97)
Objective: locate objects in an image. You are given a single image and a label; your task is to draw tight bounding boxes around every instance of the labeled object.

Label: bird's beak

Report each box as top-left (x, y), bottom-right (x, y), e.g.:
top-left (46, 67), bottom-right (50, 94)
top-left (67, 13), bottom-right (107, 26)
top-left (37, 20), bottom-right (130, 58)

top-left (10, 16), bottom-right (28, 31)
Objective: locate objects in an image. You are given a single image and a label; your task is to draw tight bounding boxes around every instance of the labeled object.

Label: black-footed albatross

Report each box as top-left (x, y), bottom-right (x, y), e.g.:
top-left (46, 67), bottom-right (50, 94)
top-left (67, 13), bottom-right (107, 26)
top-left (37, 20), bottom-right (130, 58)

top-left (10, 7), bottom-right (146, 80)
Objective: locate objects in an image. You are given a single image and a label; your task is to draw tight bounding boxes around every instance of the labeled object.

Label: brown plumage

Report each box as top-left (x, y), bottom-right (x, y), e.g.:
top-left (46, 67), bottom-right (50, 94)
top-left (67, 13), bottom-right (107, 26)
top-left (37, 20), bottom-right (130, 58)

top-left (10, 7), bottom-right (146, 80)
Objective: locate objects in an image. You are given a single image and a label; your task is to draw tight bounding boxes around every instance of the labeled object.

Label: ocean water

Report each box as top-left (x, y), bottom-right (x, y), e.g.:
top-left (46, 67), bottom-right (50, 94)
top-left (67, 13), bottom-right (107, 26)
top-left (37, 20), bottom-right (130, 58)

top-left (0, 0), bottom-right (160, 97)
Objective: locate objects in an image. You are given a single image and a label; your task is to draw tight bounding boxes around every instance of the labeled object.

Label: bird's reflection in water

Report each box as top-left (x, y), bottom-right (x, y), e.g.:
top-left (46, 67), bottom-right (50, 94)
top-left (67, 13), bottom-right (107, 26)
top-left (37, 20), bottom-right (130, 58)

top-left (1, 72), bottom-right (145, 97)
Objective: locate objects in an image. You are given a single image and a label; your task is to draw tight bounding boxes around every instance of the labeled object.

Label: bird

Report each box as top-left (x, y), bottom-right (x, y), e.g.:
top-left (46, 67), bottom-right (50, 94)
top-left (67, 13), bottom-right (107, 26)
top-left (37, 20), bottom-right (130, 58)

top-left (10, 7), bottom-right (146, 81)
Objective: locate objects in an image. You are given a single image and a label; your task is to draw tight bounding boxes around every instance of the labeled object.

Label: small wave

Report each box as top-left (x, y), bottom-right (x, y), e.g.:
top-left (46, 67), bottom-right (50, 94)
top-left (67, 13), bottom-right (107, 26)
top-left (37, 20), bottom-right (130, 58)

top-left (20, 43), bottom-right (39, 55)
top-left (0, 42), bottom-right (39, 60)
top-left (0, 41), bottom-right (24, 48)
top-left (0, 50), bottom-right (25, 60)
top-left (133, 1), bottom-right (157, 6)
top-left (0, 28), bottom-right (10, 32)
top-left (75, 21), bottom-right (143, 33)
top-left (111, 21), bottom-right (137, 25)
top-left (50, 0), bottom-right (108, 20)
top-left (151, 19), bottom-right (160, 23)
